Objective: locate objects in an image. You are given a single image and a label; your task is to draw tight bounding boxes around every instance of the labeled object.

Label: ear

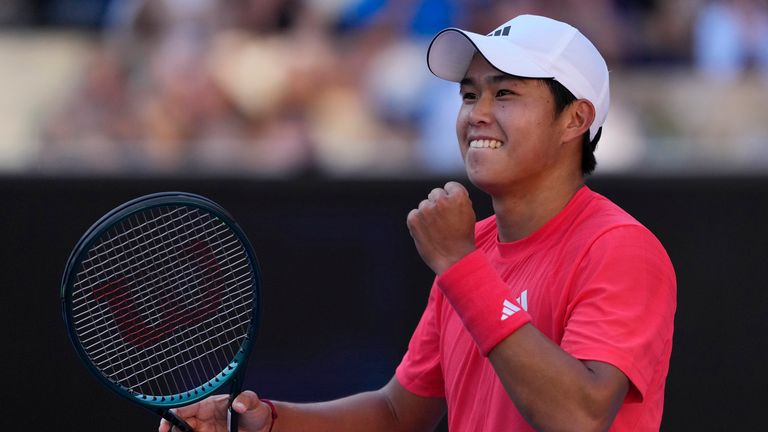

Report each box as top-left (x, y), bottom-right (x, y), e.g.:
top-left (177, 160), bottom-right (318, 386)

top-left (561, 99), bottom-right (595, 143)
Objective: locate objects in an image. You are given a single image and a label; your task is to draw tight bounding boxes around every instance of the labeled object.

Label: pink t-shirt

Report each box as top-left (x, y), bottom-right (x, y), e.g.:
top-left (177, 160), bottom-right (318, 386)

top-left (396, 186), bottom-right (676, 431)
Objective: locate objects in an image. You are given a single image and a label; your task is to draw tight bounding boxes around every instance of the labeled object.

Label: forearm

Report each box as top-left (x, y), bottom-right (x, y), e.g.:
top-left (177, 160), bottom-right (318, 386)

top-left (488, 324), bottom-right (627, 432)
top-left (269, 378), bottom-right (445, 432)
top-left (270, 390), bottom-right (399, 432)
top-left (435, 251), bottom-right (628, 431)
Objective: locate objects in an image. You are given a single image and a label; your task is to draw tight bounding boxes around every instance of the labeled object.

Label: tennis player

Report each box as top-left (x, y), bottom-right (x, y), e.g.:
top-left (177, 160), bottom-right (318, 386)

top-left (160, 14), bottom-right (676, 432)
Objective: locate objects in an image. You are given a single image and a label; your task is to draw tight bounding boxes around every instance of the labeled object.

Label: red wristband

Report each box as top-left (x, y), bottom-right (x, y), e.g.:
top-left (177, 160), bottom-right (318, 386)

top-left (436, 249), bottom-right (532, 355)
top-left (261, 399), bottom-right (278, 432)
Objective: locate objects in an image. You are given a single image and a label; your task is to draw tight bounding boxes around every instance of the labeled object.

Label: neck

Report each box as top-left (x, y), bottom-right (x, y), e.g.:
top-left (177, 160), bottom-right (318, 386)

top-left (491, 175), bottom-right (584, 243)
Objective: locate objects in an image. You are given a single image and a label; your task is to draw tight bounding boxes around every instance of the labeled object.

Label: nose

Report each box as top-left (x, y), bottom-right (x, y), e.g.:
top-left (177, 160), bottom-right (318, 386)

top-left (468, 93), bottom-right (493, 125)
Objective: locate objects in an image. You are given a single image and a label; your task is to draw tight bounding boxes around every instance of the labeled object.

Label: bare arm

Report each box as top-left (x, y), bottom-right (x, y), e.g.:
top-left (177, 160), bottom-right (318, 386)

top-left (488, 326), bottom-right (628, 431)
top-left (270, 377), bottom-right (445, 432)
top-left (159, 377), bottom-right (445, 432)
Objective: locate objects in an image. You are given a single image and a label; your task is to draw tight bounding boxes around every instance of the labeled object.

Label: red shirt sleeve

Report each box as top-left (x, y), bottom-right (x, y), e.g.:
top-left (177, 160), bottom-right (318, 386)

top-left (395, 283), bottom-right (446, 398)
top-left (561, 225), bottom-right (677, 402)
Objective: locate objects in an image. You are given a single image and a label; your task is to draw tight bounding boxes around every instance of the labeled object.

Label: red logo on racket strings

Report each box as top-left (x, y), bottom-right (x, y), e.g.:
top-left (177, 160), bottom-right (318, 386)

top-left (92, 240), bottom-right (226, 349)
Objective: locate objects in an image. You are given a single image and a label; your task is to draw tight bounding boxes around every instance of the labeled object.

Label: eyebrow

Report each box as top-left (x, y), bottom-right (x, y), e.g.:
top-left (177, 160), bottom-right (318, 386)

top-left (459, 74), bottom-right (526, 87)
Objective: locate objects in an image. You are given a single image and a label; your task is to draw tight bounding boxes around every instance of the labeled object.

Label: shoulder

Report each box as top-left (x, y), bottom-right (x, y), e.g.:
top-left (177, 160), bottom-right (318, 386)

top-left (564, 188), bottom-right (674, 275)
top-left (570, 189), bottom-right (659, 247)
top-left (577, 188), bottom-right (643, 230)
top-left (572, 190), bottom-right (676, 288)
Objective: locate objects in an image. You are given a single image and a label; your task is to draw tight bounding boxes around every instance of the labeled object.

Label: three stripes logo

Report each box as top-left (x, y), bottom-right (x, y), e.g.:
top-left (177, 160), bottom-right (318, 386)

top-left (488, 25), bottom-right (512, 37)
top-left (501, 290), bottom-right (528, 321)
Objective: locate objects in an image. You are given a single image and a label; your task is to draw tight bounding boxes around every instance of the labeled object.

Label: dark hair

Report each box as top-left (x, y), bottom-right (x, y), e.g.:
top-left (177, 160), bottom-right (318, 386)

top-left (542, 79), bottom-right (599, 175)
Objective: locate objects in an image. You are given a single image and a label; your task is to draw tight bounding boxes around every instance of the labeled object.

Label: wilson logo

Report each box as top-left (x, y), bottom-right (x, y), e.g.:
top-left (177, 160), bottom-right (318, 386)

top-left (501, 290), bottom-right (528, 321)
top-left (92, 240), bottom-right (225, 348)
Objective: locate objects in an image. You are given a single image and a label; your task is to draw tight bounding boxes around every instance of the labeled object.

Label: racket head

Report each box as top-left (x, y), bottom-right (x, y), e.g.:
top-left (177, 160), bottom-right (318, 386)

top-left (61, 192), bottom-right (261, 409)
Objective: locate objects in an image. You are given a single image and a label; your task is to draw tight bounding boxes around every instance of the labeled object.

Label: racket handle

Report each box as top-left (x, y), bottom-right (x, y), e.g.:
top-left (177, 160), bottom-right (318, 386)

top-left (162, 409), bottom-right (194, 432)
top-left (229, 405), bottom-right (239, 432)
top-left (227, 367), bottom-right (246, 432)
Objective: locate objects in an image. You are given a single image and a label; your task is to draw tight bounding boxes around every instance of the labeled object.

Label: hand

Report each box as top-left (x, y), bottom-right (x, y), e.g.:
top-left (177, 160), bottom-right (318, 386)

top-left (407, 181), bottom-right (476, 274)
top-left (158, 391), bottom-right (274, 432)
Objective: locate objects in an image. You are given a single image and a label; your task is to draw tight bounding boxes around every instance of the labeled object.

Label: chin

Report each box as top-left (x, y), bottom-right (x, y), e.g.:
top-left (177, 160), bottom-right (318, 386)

top-left (466, 172), bottom-right (499, 195)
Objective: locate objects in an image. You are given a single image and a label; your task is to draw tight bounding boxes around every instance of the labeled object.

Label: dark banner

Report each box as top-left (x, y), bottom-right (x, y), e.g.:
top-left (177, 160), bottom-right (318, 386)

top-left (1, 175), bottom-right (764, 431)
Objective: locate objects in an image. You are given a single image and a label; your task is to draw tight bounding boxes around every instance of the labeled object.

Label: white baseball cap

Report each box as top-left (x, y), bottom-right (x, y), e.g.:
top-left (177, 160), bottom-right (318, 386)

top-left (427, 14), bottom-right (609, 142)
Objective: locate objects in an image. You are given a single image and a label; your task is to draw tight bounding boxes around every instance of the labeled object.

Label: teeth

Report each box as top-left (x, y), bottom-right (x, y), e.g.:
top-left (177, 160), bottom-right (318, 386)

top-left (470, 139), bottom-right (503, 149)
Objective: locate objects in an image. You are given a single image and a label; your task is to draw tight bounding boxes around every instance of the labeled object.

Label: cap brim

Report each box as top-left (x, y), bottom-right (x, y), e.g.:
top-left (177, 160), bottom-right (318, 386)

top-left (427, 28), bottom-right (552, 82)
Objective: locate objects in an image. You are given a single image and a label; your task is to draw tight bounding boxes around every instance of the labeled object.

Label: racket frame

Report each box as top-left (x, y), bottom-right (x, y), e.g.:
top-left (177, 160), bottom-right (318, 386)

top-left (61, 192), bottom-right (261, 423)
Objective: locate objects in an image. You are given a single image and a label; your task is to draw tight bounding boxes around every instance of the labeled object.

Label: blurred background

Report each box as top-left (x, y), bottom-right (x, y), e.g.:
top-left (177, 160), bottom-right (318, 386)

top-left (1, 1), bottom-right (767, 431)
top-left (0, 0), bottom-right (767, 177)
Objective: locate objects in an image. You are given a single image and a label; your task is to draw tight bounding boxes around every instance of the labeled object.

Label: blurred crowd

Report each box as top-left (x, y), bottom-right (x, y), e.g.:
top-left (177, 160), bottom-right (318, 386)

top-left (1, 0), bottom-right (768, 176)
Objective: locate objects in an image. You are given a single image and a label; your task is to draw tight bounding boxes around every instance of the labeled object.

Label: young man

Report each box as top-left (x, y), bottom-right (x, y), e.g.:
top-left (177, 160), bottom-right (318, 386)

top-left (160, 15), bottom-right (675, 432)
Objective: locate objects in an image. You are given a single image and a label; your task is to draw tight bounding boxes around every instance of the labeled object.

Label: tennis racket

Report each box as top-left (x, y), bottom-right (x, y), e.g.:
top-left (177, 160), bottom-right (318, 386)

top-left (61, 192), bottom-right (261, 431)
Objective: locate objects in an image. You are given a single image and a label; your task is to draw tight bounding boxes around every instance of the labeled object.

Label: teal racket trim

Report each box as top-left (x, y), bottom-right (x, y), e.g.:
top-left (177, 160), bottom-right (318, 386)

top-left (61, 192), bottom-right (261, 431)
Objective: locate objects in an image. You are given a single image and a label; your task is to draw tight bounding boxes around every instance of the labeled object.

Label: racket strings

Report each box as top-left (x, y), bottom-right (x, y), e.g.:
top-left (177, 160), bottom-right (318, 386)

top-left (111, 208), bottom-right (249, 395)
top-left (128, 308), bottom-right (252, 388)
top-left (82, 266), bottom-right (253, 365)
top-left (122, 208), bottom-right (209, 398)
top-left (70, 205), bottom-right (255, 398)
top-left (73, 211), bottom-right (212, 298)
top-left (74, 240), bottom-right (248, 343)
top-left (74, 214), bottom-right (243, 343)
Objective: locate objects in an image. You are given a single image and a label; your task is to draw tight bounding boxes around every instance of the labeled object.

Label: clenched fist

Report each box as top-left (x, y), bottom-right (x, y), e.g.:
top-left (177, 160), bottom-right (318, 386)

top-left (407, 181), bottom-right (477, 274)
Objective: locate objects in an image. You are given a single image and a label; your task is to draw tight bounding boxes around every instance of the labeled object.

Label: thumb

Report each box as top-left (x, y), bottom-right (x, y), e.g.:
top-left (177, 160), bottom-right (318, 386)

top-left (231, 391), bottom-right (275, 432)
top-left (231, 390), bottom-right (261, 413)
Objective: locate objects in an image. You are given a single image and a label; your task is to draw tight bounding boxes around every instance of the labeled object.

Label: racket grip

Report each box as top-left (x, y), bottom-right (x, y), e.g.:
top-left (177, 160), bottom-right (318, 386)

top-left (163, 409), bottom-right (194, 432)
top-left (227, 368), bottom-right (246, 432)
top-left (229, 405), bottom-right (239, 432)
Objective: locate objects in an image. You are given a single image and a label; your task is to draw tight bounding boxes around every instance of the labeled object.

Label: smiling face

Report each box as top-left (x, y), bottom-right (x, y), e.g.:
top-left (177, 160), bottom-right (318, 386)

top-left (456, 54), bottom-right (577, 196)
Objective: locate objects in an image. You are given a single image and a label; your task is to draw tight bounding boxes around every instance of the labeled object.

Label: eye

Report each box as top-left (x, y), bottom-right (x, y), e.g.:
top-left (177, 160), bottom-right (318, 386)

top-left (496, 89), bottom-right (516, 97)
top-left (461, 91), bottom-right (477, 102)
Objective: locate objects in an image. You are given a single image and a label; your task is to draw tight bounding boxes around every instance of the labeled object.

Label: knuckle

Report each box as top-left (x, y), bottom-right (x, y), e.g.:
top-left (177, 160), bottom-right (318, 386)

top-left (406, 209), bottom-right (418, 223)
top-left (446, 181), bottom-right (466, 194)
top-left (427, 188), bottom-right (443, 202)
